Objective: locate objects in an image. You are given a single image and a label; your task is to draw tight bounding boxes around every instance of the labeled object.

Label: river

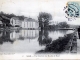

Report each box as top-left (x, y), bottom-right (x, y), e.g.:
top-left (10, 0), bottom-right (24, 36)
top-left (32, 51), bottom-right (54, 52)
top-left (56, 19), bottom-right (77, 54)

top-left (0, 30), bottom-right (74, 53)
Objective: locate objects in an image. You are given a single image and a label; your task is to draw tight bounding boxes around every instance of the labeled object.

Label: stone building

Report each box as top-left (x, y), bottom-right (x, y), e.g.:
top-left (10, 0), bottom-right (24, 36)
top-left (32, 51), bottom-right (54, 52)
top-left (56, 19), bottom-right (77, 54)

top-left (21, 18), bottom-right (39, 29)
top-left (10, 17), bottom-right (21, 27)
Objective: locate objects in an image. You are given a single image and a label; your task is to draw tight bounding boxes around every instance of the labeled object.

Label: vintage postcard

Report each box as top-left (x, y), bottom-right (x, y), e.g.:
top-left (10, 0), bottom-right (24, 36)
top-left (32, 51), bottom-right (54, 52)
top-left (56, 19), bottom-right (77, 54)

top-left (0, 0), bottom-right (80, 60)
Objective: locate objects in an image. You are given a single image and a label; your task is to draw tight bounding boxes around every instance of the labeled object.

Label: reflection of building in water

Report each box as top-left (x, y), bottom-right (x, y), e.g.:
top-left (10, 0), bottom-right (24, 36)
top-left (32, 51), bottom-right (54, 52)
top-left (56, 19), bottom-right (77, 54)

top-left (0, 31), bottom-right (14, 44)
top-left (10, 30), bottom-right (20, 40)
top-left (21, 30), bottom-right (39, 39)
top-left (21, 18), bottom-right (39, 29)
top-left (10, 30), bottom-right (39, 40)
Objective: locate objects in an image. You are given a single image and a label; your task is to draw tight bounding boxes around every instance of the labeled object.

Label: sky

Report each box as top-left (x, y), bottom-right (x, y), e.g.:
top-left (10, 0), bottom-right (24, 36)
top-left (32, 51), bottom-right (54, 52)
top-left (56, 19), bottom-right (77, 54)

top-left (0, 0), bottom-right (80, 25)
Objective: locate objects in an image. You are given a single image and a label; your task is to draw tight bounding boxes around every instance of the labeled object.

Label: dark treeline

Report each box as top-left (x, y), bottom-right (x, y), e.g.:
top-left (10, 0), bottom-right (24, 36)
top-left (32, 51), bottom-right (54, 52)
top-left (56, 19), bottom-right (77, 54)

top-left (0, 11), bottom-right (26, 27)
top-left (48, 22), bottom-right (70, 30)
top-left (0, 11), bottom-right (25, 19)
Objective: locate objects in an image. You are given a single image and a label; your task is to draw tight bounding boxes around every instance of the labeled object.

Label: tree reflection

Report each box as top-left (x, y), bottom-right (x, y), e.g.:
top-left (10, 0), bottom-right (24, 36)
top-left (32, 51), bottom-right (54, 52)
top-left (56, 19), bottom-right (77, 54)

top-left (38, 30), bottom-right (52, 46)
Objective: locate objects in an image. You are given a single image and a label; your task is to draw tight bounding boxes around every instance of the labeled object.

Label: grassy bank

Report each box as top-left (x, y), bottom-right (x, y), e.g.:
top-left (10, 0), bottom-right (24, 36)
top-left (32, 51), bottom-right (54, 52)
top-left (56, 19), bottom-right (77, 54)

top-left (37, 32), bottom-right (75, 53)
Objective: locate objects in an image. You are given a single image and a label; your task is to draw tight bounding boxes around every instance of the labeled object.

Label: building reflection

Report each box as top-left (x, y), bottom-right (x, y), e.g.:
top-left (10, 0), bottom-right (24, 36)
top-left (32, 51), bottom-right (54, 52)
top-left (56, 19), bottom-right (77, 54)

top-left (0, 30), bottom-right (39, 44)
top-left (10, 30), bottom-right (39, 40)
top-left (0, 31), bottom-right (14, 44)
top-left (0, 29), bottom-right (53, 45)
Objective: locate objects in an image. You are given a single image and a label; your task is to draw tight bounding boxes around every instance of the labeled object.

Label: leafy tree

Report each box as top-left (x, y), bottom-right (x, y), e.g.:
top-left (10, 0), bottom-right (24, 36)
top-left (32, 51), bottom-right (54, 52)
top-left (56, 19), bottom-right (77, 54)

top-left (38, 12), bottom-right (52, 29)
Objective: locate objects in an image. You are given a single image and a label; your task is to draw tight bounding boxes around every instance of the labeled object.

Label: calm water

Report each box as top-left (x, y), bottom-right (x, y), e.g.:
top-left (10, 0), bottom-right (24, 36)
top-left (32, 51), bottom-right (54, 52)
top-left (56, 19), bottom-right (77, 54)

top-left (0, 30), bottom-right (74, 53)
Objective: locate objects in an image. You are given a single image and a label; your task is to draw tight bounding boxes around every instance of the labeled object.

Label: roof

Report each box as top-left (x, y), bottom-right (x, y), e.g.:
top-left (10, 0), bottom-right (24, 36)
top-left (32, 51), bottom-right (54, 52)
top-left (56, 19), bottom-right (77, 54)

top-left (11, 17), bottom-right (19, 20)
top-left (24, 18), bottom-right (38, 22)
top-left (11, 17), bottom-right (38, 22)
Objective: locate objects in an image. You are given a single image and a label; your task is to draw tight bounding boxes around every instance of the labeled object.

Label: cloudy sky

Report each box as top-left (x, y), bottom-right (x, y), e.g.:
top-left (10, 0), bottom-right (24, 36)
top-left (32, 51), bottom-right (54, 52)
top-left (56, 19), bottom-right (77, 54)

top-left (0, 0), bottom-right (80, 25)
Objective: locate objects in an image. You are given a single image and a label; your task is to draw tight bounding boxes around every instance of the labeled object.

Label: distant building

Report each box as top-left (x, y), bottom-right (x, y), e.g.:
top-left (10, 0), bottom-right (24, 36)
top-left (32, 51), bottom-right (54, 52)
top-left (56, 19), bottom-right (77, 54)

top-left (10, 17), bottom-right (21, 27)
top-left (21, 18), bottom-right (39, 29)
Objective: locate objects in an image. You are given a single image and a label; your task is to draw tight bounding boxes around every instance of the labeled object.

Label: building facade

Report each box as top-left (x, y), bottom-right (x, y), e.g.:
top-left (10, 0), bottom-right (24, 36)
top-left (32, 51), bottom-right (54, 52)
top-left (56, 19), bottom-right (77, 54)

top-left (21, 18), bottom-right (39, 29)
top-left (10, 17), bottom-right (39, 29)
top-left (10, 17), bottom-right (21, 27)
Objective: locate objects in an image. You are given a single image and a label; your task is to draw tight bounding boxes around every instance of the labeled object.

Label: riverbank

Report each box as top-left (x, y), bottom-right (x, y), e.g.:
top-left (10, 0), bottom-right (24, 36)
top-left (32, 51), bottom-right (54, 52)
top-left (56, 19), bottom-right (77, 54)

top-left (37, 32), bottom-right (77, 53)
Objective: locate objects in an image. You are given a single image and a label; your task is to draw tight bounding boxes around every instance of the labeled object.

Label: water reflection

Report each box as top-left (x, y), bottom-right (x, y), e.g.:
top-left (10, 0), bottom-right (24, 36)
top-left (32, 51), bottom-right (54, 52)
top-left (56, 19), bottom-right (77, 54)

top-left (0, 31), bottom-right (13, 44)
top-left (0, 29), bottom-right (74, 53)
top-left (38, 30), bottom-right (52, 46)
top-left (10, 30), bottom-right (39, 40)
top-left (48, 30), bottom-right (74, 41)
top-left (37, 30), bottom-right (74, 53)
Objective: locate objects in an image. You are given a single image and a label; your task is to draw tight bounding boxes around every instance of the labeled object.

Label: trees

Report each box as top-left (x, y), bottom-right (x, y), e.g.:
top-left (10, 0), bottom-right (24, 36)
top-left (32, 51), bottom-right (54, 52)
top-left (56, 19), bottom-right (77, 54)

top-left (0, 12), bottom-right (25, 27)
top-left (58, 22), bottom-right (69, 28)
top-left (0, 15), bottom-right (11, 27)
top-left (0, 12), bottom-right (12, 27)
top-left (38, 12), bottom-right (52, 29)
